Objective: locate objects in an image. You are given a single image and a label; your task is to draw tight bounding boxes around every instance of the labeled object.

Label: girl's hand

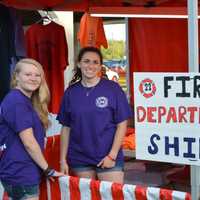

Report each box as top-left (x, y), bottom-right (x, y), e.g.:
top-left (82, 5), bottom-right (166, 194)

top-left (52, 170), bottom-right (65, 177)
top-left (45, 168), bottom-right (65, 182)
top-left (60, 161), bottom-right (69, 175)
top-left (97, 156), bottom-right (116, 169)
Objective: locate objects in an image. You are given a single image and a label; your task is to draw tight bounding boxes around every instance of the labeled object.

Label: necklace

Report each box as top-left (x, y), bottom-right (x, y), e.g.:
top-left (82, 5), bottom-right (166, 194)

top-left (86, 86), bottom-right (95, 96)
top-left (81, 78), bottom-right (100, 97)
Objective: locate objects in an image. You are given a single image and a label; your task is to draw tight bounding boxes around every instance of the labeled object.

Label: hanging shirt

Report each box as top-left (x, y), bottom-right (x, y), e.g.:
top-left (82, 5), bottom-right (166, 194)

top-left (57, 79), bottom-right (132, 166)
top-left (77, 12), bottom-right (108, 49)
top-left (26, 21), bottom-right (68, 113)
top-left (0, 5), bottom-right (15, 103)
top-left (0, 89), bottom-right (45, 185)
top-left (9, 7), bottom-right (26, 59)
top-left (9, 7), bottom-right (26, 74)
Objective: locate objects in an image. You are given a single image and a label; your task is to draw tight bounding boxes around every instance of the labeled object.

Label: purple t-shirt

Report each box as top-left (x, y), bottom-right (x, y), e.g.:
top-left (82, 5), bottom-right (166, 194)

top-left (57, 79), bottom-right (132, 166)
top-left (0, 89), bottom-right (45, 186)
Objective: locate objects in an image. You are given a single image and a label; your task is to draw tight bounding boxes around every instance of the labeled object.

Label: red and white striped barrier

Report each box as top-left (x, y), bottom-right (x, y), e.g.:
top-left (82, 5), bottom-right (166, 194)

top-left (0, 135), bottom-right (192, 200)
top-left (41, 135), bottom-right (191, 200)
top-left (51, 176), bottom-right (191, 200)
top-left (1, 175), bottom-right (191, 200)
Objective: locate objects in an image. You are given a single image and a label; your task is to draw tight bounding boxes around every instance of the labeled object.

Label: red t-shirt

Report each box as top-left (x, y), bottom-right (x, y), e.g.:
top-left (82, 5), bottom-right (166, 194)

top-left (26, 22), bottom-right (68, 113)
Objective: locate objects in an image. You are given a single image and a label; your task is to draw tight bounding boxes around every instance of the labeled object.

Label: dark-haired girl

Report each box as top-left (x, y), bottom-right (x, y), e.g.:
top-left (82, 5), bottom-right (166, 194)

top-left (57, 47), bottom-right (132, 183)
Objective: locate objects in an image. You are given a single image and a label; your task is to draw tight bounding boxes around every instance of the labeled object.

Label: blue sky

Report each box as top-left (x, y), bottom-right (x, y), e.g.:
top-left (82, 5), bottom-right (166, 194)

top-left (104, 24), bottom-right (125, 41)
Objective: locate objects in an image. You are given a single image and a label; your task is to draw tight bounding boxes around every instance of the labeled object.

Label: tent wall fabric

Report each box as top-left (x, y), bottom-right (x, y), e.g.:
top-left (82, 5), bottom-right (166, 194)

top-left (128, 18), bottom-right (189, 105)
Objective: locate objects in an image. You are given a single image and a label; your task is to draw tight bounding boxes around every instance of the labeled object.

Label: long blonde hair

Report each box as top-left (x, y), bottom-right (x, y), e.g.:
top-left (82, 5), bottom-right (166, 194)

top-left (11, 58), bottom-right (50, 129)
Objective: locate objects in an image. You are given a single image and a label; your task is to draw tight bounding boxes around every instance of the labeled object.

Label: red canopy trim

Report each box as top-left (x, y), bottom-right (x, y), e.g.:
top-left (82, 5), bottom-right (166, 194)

top-left (0, 0), bottom-right (122, 11)
top-left (0, 0), bottom-right (189, 12)
top-left (89, 6), bottom-right (189, 16)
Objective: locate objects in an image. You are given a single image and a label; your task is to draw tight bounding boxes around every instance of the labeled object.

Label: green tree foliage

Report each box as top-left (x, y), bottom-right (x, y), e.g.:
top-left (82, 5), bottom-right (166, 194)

top-left (101, 40), bottom-right (125, 60)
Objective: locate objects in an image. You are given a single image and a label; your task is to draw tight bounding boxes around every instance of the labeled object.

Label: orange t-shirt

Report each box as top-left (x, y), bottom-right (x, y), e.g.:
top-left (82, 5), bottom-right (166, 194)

top-left (78, 12), bottom-right (108, 49)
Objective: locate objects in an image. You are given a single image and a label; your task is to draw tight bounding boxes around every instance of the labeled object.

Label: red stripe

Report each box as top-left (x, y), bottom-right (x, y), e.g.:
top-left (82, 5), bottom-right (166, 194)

top-left (185, 193), bottom-right (191, 200)
top-left (50, 178), bottom-right (61, 200)
top-left (3, 192), bottom-right (9, 200)
top-left (90, 179), bottom-right (101, 200)
top-left (135, 185), bottom-right (147, 200)
top-left (160, 188), bottom-right (173, 200)
top-left (39, 178), bottom-right (48, 200)
top-left (69, 176), bottom-right (81, 200)
top-left (111, 182), bottom-right (124, 200)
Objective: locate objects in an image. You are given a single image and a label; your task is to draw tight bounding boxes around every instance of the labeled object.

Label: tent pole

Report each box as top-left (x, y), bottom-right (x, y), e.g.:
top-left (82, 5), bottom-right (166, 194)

top-left (187, 0), bottom-right (200, 199)
top-left (187, 0), bottom-right (199, 71)
top-left (125, 17), bottom-right (130, 103)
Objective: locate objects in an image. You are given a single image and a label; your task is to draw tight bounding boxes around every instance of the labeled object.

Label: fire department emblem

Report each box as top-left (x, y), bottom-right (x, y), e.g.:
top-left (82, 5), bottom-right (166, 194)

top-left (139, 78), bottom-right (156, 98)
top-left (96, 96), bottom-right (108, 108)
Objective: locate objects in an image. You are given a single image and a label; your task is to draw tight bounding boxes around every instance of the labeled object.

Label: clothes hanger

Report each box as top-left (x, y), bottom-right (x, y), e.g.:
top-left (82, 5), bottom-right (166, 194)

top-left (35, 10), bottom-right (53, 25)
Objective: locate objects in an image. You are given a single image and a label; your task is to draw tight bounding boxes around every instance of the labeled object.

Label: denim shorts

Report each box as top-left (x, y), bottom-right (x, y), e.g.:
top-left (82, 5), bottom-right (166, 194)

top-left (1, 181), bottom-right (39, 200)
top-left (70, 159), bottom-right (124, 173)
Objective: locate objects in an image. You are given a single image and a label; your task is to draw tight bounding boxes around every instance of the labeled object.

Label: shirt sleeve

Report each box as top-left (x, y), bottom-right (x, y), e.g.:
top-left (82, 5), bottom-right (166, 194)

top-left (114, 84), bottom-right (132, 124)
top-left (59, 26), bottom-right (68, 70)
top-left (4, 103), bottom-right (33, 134)
top-left (56, 90), bottom-right (71, 127)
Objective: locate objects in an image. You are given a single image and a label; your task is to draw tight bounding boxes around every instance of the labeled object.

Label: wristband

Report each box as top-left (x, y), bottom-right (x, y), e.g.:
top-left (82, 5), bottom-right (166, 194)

top-left (44, 166), bottom-right (55, 177)
top-left (60, 160), bottom-right (67, 164)
top-left (107, 155), bottom-right (116, 162)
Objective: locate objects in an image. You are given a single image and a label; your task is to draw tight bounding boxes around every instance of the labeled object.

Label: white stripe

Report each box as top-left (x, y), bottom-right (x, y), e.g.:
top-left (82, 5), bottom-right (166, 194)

top-left (0, 182), bottom-right (4, 200)
top-left (99, 181), bottom-right (113, 200)
top-left (47, 179), bottom-right (51, 200)
top-left (91, 14), bottom-right (197, 19)
top-left (59, 176), bottom-right (70, 200)
top-left (172, 190), bottom-right (186, 200)
top-left (122, 184), bottom-right (136, 200)
top-left (146, 187), bottom-right (160, 200)
top-left (79, 178), bottom-right (91, 200)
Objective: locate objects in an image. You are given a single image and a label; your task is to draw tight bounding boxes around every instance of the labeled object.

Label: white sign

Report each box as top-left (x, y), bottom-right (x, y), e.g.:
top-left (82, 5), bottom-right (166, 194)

top-left (134, 73), bottom-right (200, 166)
